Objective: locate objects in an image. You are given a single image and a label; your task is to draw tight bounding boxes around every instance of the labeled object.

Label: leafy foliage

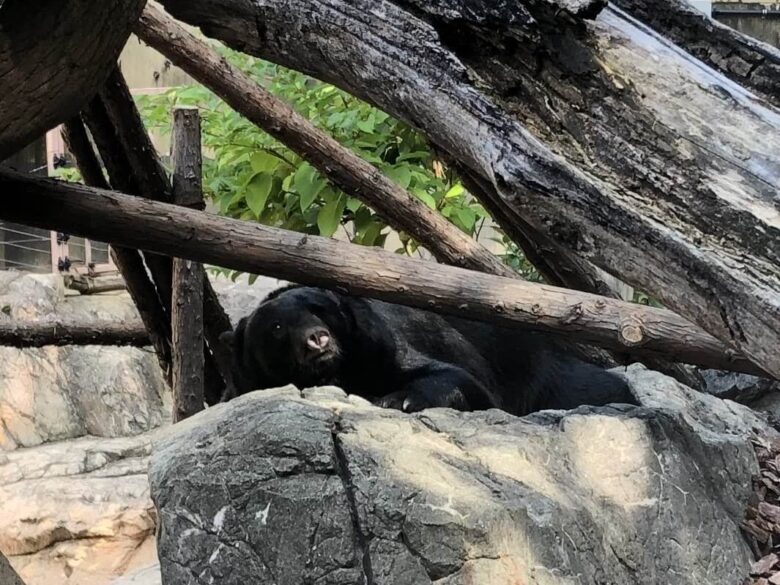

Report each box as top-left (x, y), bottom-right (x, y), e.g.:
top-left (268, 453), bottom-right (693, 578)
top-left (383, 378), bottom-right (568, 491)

top-left (136, 48), bottom-right (495, 264)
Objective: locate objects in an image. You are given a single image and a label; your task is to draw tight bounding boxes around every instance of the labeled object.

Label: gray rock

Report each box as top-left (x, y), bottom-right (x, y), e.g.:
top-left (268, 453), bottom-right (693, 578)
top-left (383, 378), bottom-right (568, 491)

top-left (110, 564), bottom-right (162, 585)
top-left (208, 272), bottom-right (287, 325)
top-left (0, 431), bottom-right (160, 585)
top-left (150, 365), bottom-right (771, 585)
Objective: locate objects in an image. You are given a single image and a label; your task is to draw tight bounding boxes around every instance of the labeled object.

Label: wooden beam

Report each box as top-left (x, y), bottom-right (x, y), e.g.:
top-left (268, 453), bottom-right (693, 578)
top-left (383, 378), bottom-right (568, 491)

top-left (171, 107), bottom-right (205, 421)
top-left (0, 319), bottom-right (148, 348)
top-left (80, 71), bottom-right (230, 405)
top-left (0, 169), bottom-right (768, 378)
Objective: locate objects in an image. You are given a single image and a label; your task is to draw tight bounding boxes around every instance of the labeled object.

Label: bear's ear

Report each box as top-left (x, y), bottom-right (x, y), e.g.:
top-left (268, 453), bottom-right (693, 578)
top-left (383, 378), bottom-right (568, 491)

top-left (222, 317), bottom-right (247, 356)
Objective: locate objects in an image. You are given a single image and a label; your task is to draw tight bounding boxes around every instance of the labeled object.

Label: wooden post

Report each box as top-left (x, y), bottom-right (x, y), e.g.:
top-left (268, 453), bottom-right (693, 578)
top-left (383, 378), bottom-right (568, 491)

top-left (171, 107), bottom-right (205, 421)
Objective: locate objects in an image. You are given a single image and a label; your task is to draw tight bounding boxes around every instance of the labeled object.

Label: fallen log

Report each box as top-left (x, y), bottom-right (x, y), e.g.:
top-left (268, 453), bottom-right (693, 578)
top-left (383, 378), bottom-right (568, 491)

top-left (0, 169), bottom-right (768, 378)
top-left (611, 0), bottom-right (780, 108)
top-left (135, 6), bottom-right (513, 278)
top-left (138, 4), bottom-right (714, 386)
top-left (0, 319), bottom-right (148, 348)
top-left (171, 106), bottom-right (206, 421)
top-left (156, 0), bottom-right (780, 378)
top-left (66, 275), bottom-right (127, 295)
top-left (0, 0), bottom-right (145, 159)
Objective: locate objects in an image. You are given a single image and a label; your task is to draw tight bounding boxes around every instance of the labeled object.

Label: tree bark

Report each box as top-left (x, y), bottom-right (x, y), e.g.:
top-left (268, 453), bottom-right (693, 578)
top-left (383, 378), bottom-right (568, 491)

top-left (0, 169), bottom-right (768, 378)
top-left (99, 68), bottom-right (235, 400)
top-left (156, 0), bottom-right (780, 379)
top-left (66, 274), bottom-right (127, 295)
top-left (137, 4), bottom-right (678, 380)
top-left (135, 5), bottom-right (513, 278)
top-left (0, 0), bottom-right (145, 159)
top-left (0, 319), bottom-right (148, 348)
top-left (62, 117), bottom-right (174, 380)
top-left (171, 107), bottom-right (205, 421)
top-left (81, 70), bottom-right (232, 405)
top-left (611, 0), bottom-right (780, 108)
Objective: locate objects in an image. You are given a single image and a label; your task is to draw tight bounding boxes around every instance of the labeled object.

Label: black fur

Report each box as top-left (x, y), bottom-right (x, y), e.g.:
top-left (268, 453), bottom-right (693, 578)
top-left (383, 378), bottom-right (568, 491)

top-left (219, 286), bottom-right (636, 415)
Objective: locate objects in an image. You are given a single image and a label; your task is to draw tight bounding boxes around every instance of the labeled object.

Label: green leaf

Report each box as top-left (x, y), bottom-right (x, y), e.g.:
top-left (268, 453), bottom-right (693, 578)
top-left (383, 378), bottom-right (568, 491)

top-left (246, 173), bottom-right (274, 216)
top-left (454, 208), bottom-right (477, 232)
top-left (359, 222), bottom-right (383, 246)
top-left (386, 166), bottom-right (412, 189)
top-left (415, 192), bottom-right (437, 209)
top-left (445, 183), bottom-right (465, 199)
top-left (356, 117), bottom-right (375, 133)
top-left (317, 194), bottom-right (346, 237)
top-left (250, 151), bottom-right (280, 173)
top-left (346, 197), bottom-right (362, 212)
top-left (294, 163), bottom-right (325, 211)
top-left (396, 151), bottom-right (430, 162)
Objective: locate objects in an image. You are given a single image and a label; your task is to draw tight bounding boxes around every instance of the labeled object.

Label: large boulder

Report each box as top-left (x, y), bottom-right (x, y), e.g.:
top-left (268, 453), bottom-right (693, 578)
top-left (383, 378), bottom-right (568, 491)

top-left (0, 270), bottom-right (284, 450)
top-left (0, 431), bottom-right (160, 585)
top-left (0, 271), bottom-right (169, 450)
top-left (150, 365), bottom-right (772, 585)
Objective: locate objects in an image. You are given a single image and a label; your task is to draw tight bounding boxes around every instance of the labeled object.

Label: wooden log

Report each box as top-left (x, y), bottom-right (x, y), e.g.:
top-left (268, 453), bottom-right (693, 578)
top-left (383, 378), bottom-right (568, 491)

top-left (99, 69), bottom-right (235, 403)
top-left (62, 117), bottom-right (174, 380)
top-left (610, 0), bottom-right (780, 109)
top-left (155, 0), bottom-right (780, 379)
top-left (66, 275), bottom-right (127, 295)
top-left (0, 169), bottom-right (769, 378)
top-left (134, 5), bottom-right (513, 278)
top-left (0, 551), bottom-right (26, 585)
top-left (82, 72), bottom-right (231, 405)
top-left (0, 319), bottom-right (148, 348)
top-left (0, 0), bottom-right (145, 159)
top-left (171, 107), bottom-right (205, 421)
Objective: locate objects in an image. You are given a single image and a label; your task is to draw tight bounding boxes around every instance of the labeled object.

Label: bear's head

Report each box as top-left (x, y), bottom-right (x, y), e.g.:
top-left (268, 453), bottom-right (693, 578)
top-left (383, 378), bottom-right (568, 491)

top-left (220, 286), bottom-right (352, 394)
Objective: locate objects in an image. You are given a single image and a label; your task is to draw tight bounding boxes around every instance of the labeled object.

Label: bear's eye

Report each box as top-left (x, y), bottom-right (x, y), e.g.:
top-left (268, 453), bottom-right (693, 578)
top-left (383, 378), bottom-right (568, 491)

top-left (270, 322), bottom-right (282, 335)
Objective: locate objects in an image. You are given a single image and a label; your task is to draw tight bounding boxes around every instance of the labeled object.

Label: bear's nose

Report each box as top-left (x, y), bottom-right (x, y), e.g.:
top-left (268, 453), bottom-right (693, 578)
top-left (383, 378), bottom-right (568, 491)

top-left (306, 330), bottom-right (330, 351)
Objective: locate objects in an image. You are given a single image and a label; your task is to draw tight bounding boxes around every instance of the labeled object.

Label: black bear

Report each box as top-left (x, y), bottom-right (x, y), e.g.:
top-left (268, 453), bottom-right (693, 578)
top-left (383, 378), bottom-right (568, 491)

top-left (219, 285), bottom-right (636, 415)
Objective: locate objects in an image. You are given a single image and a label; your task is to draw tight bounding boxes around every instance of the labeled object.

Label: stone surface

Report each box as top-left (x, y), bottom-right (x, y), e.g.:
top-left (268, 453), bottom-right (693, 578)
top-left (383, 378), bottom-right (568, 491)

top-left (0, 431), bottom-right (160, 585)
top-left (151, 365), bottom-right (773, 585)
top-left (0, 270), bottom-right (283, 451)
top-left (110, 564), bottom-right (162, 585)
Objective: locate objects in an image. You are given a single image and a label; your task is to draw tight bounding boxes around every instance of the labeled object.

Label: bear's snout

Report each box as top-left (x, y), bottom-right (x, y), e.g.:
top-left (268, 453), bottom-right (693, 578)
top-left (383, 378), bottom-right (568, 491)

top-left (305, 329), bottom-right (331, 352)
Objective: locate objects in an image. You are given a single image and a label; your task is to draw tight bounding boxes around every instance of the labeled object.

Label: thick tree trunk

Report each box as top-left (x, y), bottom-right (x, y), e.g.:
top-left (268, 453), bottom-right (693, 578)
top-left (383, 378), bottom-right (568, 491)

top-left (171, 107), bottom-right (205, 421)
top-left (0, 169), bottom-right (768, 378)
top-left (157, 0), bottom-right (780, 379)
top-left (611, 0), bottom-right (780, 108)
top-left (0, 0), bottom-right (145, 159)
top-left (0, 319), bottom-right (148, 348)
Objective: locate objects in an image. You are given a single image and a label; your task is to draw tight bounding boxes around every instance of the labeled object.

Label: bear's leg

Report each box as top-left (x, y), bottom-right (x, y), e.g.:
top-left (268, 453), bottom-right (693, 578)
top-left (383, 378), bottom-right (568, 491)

top-left (376, 363), bottom-right (498, 413)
